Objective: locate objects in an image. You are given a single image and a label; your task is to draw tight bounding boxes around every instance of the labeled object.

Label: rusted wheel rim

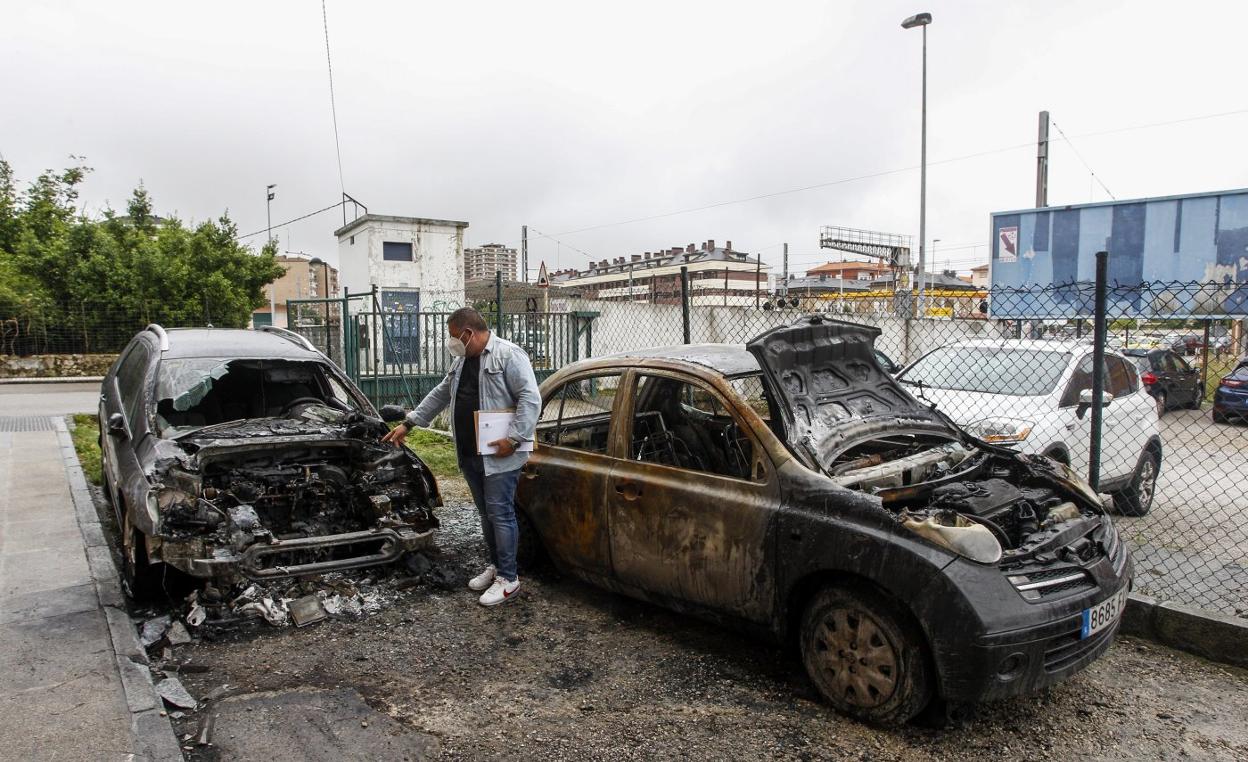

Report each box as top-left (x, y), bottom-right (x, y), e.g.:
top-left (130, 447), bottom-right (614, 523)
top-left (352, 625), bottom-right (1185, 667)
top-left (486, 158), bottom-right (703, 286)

top-left (812, 606), bottom-right (899, 708)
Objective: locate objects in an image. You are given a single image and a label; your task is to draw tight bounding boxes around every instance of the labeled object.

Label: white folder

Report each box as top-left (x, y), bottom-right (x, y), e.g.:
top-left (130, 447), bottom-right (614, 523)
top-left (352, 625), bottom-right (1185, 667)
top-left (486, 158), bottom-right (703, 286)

top-left (474, 410), bottom-right (535, 454)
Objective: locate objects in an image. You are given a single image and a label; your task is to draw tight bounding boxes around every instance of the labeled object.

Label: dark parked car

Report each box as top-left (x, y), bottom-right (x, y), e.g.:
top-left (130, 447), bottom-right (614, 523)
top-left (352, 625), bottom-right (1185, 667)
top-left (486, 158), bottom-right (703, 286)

top-left (1122, 348), bottom-right (1203, 413)
top-left (99, 325), bottom-right (440, 598)
top-left (1212, 359), bottom-right (1248, 424)
top-left (515, 316), bottom-right (1131, 724)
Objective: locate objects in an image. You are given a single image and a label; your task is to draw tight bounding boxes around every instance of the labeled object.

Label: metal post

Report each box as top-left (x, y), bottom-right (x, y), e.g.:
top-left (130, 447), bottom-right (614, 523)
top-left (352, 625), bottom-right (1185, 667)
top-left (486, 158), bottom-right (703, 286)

top-left (680, 266), bottom-right (691, 345)
top-left (1036, 110), bottom-right (1050, 207)
top-left (724, 266), bottom-right (729, 306)
top-left (917, 23), bottom-right (928, 320)
top-left (628, 263), bottom-right (634, 302)
top-left (1089, 250), bottom-right (1108, 491)
top-left (1200, 319), bottom-right (1212, 400)
top-left (521, 225), bottom-right (528, 282)
top-left (495, 270), bottom-right (504, 339)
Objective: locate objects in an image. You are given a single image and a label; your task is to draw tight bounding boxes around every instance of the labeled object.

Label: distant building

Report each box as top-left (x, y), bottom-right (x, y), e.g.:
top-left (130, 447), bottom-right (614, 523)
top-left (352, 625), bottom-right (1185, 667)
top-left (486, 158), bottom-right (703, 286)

top-left (804, 260), bottom-right (893, 281)
top-left (970, 264), bottom-right (990, 288)
top-left (334, 214), bottom-right (469, 313)
top-left (465, 243), bottom-right (518, 282)
top-left (551, 239), bottom-right (769, 306)
top-left (252, 254), bottom-right (340, 328)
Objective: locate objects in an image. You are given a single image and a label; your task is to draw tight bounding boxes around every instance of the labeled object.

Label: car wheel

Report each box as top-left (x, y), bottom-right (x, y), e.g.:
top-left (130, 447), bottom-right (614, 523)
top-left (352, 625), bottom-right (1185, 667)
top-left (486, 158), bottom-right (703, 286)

top-left (799, 585), bottom-right (932, 726)
top-left (1112, 448), bottom-right (1160, 517)
top-left (1154, 392), bottom-right (1167, 416)
top-left (122, 525), bottom-right (164, 601)
top-left (1212, 410), bottom-right (1227, 425)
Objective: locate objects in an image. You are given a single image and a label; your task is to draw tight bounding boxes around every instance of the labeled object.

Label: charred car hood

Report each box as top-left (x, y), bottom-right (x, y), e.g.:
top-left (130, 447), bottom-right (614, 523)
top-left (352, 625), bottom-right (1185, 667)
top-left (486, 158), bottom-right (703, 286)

top-left (746, 316), bottom-right (950, 471)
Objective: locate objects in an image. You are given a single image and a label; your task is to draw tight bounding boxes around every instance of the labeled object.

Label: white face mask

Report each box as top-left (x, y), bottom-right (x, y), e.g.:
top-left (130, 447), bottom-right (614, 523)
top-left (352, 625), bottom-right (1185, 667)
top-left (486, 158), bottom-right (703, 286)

top-left (448, 330), bottom-right (471, 358)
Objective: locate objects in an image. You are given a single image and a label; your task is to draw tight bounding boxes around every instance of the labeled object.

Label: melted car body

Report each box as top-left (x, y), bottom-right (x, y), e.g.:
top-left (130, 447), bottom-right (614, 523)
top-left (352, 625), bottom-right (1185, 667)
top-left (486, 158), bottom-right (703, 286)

top-left (99, 327), bottom-right (440, 595)
top-left (516, 316), bottom-right (1132, 724)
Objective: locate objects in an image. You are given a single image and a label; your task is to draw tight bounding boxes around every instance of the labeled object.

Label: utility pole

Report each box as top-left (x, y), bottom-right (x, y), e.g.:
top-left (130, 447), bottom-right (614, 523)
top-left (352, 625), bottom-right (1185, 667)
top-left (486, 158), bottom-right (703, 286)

top-left (266, 184), bottom-right (277, 245)
top-left (521, 225), bottom-right (528, 282)
top-left (627, 263), bottom-right (634, 302)
top-left (755, 254), bottom-right (761, 309)
top-left (1036, 110), bottom-right (1050, 207)
top-left (782, 243), bottom-right (789, 296)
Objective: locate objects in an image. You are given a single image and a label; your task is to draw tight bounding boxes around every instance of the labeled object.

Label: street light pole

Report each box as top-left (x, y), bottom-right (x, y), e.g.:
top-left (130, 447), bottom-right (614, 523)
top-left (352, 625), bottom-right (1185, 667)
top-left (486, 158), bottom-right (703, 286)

top-left (902, 12), bottom-right (932, 319)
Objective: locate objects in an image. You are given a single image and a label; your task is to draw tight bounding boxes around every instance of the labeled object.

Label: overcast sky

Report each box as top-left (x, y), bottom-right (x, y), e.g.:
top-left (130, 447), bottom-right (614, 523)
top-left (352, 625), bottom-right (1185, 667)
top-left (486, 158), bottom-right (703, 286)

top-left (3, 0), bottom-right (1246, 278)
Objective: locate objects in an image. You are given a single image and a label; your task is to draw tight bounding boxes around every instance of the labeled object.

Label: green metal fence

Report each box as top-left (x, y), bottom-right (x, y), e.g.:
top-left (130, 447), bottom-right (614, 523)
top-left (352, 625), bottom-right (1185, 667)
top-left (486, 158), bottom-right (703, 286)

top-left (286, 291), bottom-right (597, 409)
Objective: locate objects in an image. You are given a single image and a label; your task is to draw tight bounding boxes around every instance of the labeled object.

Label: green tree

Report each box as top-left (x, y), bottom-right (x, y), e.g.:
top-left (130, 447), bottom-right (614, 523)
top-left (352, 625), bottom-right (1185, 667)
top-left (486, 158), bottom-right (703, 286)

top-left (0, 157), bottom-right (285, 349)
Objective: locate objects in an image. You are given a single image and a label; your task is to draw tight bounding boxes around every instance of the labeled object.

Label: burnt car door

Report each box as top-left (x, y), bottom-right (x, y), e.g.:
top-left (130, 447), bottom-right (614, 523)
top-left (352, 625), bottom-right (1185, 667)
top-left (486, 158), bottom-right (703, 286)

top-left (605, 369), bottom-right (780, 623)
top-left (518, 372), bottom-right (623, 577)
top-left (101, 338), bottom-right (155, 517)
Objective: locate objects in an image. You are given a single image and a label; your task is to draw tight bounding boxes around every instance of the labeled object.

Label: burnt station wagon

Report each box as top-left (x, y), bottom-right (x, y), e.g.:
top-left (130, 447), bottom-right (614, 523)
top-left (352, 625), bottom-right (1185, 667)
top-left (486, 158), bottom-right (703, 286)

top-left (514, 316), bottom-right (1132, 724)
top-left (99, 325), bottom-right (440, 598)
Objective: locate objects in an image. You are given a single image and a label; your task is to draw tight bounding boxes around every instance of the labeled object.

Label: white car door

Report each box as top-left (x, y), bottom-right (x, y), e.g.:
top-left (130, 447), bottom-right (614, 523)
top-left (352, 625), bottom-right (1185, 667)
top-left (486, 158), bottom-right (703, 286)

top-left (1102, 355), bottom-right (1155, 481)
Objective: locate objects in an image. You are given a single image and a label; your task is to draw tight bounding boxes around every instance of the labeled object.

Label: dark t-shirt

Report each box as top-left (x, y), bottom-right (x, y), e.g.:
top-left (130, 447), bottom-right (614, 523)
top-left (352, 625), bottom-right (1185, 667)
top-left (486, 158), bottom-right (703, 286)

top-left (454, 353), bottom-right (481, 461)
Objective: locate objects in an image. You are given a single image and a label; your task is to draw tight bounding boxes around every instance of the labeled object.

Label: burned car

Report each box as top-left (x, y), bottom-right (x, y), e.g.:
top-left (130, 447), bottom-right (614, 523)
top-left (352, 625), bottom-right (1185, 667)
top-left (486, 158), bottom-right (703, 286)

top-left (515, 316), bottom-right (1131, 724)
top-left (99, 325), bottom-right (439, 598)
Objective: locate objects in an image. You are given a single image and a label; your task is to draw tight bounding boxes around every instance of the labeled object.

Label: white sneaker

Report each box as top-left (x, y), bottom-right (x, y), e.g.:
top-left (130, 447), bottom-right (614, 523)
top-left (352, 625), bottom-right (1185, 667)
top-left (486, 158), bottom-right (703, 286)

top-left (468, 565), bottom-right (497, 592)
top-left (478, 576), bottom-right (520, 607)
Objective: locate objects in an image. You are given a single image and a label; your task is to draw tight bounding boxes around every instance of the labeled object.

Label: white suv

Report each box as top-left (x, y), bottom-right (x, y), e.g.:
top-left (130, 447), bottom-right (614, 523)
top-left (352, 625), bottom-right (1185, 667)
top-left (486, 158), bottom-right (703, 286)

top-left (897, 339), bottom-right (1162, 516)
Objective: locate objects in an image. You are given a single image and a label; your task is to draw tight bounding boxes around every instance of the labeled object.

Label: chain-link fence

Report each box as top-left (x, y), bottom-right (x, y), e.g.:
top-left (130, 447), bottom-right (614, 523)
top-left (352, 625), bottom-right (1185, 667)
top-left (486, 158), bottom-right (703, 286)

top-left (0, 300), bottom-right (257, 357)
top-left (133, 267), bottom-right (1229, 623)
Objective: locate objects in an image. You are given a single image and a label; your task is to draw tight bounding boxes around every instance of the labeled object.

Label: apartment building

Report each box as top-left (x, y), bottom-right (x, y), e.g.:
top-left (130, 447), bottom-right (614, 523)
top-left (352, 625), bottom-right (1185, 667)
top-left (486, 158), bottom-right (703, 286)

top-left (465, 243), bottom-right (519, 282)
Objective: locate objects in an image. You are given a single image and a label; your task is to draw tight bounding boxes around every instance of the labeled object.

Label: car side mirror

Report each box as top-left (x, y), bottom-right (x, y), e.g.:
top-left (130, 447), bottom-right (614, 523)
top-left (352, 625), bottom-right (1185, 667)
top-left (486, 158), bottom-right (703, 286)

top-left (106, 412), bottom-right (128, 439)
top-left (378, 404), bottom-right (407, 423)
top-left (1075, 389), bottom-right (1114, 420)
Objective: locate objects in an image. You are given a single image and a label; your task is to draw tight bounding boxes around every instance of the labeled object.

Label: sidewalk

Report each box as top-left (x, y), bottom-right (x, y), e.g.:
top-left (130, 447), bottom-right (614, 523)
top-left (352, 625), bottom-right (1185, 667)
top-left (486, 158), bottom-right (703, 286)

top-left (0, 416), bottom-right (180, 760)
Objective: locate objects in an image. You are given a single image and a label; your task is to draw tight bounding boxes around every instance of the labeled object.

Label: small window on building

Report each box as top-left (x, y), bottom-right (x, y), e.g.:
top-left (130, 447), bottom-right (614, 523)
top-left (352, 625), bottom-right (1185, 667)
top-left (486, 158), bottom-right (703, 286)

top-left (383, 241), bottom-right (413, 261)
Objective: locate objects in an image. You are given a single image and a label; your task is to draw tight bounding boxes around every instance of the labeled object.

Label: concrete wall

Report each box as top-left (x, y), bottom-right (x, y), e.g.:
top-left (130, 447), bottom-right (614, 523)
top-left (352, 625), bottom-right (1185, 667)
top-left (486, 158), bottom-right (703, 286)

top-left (337, 219), bottom-right (466, 309)
top-left (563, 299), bottom-right (1010, 365)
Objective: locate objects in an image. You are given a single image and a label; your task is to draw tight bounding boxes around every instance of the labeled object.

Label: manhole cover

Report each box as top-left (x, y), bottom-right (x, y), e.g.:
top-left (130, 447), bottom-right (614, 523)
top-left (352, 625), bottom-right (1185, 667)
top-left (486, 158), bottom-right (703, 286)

top-left (0, 416), bottom-right (54, 432)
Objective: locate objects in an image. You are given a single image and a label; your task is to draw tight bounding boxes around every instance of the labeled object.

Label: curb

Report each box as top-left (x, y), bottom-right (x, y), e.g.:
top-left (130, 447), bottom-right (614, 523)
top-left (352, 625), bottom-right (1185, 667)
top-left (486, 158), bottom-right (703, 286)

top-left (54, 417), bottom-right (184, 761)
top-left (1123, 591), bottom-right (1248, 669)
top-left (0, 376), bottom-right (105, 385)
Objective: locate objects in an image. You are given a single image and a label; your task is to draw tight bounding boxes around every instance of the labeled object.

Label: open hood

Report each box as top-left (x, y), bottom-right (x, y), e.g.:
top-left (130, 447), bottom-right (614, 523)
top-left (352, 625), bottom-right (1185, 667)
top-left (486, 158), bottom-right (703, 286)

top-left (746, 316), bottom-right (949, 470)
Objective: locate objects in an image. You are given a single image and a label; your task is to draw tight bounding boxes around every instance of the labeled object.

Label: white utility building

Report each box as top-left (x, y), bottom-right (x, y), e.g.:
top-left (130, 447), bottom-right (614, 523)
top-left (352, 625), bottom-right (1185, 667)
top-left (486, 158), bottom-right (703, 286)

top-left (334, 214), bottom-right (469, 312)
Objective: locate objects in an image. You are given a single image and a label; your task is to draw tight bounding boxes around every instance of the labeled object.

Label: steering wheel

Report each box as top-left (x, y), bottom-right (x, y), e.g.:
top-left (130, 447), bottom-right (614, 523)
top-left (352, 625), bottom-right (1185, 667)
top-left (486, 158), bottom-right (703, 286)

top-left (279, 397), bottom-right (324, 416)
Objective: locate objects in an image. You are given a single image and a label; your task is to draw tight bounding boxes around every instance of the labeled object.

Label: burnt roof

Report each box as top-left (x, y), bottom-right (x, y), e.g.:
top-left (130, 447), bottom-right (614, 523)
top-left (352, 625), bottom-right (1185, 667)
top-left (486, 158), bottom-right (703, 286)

top-left (596, 343), bottom-right (760, 376)
top-left (159, 328), bottom-right (323, 360)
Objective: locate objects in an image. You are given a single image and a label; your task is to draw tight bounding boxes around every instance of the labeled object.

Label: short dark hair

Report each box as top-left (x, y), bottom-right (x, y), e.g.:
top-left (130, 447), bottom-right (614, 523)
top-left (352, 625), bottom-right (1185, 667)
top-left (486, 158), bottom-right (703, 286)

top-left (448, 307), bottom-right (489, 332)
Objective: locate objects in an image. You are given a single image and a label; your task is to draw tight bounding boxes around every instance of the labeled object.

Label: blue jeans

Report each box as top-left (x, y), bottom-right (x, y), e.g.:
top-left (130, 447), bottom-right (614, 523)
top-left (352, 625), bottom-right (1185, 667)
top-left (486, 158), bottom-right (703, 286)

top-left (460, 456), bottom-right (521, 581)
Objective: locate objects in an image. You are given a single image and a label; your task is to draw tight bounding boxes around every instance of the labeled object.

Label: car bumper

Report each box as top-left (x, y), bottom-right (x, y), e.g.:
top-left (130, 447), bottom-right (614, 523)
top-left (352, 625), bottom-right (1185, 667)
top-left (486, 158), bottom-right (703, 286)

top-left (933, 553), bottom-right (1132, 703)
top-left (157, 526), bottom-right (436, 580)
top-left (1213, 390), bottom-right (1248, 413)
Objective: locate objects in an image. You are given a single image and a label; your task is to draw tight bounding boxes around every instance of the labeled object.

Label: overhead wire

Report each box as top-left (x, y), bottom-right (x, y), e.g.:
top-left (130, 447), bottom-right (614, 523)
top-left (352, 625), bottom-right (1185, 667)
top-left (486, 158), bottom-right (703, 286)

top-left (1051, 117), bottom-right (1115, 200)
top-left (322, 0), bottom-right (346, 196)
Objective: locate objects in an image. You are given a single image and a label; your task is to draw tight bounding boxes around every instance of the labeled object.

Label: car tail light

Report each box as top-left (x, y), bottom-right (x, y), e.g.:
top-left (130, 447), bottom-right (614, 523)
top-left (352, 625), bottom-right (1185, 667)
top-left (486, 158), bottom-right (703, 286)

top-left (1222, 377), bottom-right (1244, 388)
top-left (1140, 372), bottom-right (1158, 385)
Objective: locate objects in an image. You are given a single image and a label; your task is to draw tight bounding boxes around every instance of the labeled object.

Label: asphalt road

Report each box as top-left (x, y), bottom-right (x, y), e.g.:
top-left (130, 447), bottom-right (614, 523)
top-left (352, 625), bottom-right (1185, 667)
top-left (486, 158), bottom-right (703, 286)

top-left (0, 381), bottom-right (100, 418)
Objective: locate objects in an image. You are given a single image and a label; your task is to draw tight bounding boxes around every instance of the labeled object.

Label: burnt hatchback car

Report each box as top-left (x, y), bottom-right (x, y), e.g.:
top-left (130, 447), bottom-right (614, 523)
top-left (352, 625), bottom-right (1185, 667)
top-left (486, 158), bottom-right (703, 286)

top-left (515, 316), bottom-right (1131, 724)
top-left (99, 325), bottom-right (440, 598)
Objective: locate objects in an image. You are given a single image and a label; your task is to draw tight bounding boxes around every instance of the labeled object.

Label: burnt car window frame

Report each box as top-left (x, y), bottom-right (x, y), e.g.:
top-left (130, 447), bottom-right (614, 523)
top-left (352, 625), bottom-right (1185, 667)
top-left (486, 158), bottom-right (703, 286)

top-left (536, 370), bottom-right (625, 456)
top-left (625, 368), bottom-right (770, 484)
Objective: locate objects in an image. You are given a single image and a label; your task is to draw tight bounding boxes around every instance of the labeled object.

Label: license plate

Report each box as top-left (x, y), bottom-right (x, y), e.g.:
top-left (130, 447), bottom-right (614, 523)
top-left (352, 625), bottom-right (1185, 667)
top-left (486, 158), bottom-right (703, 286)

top-left (1081, 586), bottom-right (1128, 639)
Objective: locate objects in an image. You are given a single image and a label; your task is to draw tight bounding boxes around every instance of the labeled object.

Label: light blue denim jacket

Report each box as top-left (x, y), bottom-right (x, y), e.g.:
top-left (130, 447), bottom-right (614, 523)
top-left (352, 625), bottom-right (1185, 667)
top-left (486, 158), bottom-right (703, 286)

top-left (404, 333), bottom-right (542, 475)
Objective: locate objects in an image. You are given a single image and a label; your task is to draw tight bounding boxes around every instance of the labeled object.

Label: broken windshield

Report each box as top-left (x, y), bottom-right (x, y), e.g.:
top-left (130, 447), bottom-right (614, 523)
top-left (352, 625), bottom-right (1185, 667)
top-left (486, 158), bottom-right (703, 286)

top-left (156, 358), bottom-right (353, 436)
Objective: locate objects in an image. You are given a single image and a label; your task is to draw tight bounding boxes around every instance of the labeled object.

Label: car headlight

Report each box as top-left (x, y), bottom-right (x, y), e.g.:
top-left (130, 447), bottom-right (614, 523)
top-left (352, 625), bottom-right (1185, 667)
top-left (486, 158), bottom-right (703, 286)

top-left (965, 417), bottom-right (1034, 443)
top-left (902, 511), bottom-right (1002, 564)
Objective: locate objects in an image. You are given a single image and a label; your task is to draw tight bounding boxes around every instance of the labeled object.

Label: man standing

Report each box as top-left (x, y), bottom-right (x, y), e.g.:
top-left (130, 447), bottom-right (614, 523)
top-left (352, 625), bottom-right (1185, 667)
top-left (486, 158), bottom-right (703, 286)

top-left (382, 307), bottom-right (540, 606)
